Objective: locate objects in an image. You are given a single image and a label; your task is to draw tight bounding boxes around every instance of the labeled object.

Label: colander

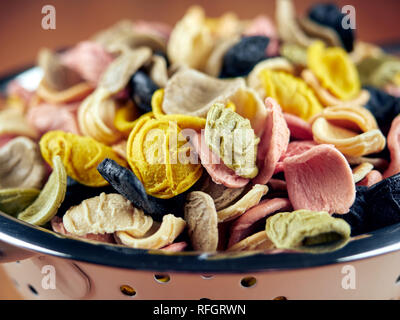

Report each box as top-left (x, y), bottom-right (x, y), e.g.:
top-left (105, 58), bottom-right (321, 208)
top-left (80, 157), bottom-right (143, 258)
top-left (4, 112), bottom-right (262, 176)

top-left (1, 67), bottom-right (400, 300)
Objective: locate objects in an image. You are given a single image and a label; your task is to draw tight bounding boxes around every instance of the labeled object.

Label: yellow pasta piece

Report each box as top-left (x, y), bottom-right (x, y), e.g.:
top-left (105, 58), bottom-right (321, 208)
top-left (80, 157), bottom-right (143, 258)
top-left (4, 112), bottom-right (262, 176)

top-left (40, 131), bottom-right (127, 187)
top-left (307, 41), bottom-right (361, 101)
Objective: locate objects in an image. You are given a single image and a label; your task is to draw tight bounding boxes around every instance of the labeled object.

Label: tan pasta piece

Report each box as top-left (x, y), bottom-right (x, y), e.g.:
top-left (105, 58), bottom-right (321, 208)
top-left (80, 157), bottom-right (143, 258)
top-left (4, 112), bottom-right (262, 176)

top-left (313, 104), bottom-right (378, 133)
top-left (184, 192), bottom-right (218, 252)
top-left (247, 57), bottom-right (295, 100)
top-left (99, 47), bottom-right (152, 95)
top-left (276, 0), bottom-right (315, 47)
top-left (298, 17), bottom-right (342, 48)
top-left (63, 193), bottom-right (153, 237)
top-left (217, 184), bottom-right (269, 222)
top-left (148, 54), bottom-right (169, 87)
top-left (162, 68), bottom-right (245, 117)
top-left (167, 6), bottom-right (214, 70)
top-left (78, 88), bottom-right (123, 145)
top-left (115, 214), bottom-right (186, 249)
top-left (0, 137), bottom-right (46, 189)
top-left (0, 108), bottom-right (38, 139)
top-left (38, 49), bottom-right (83, 91)
top-left (204, 37), bottom-right (240, 77)
top-left (36, 80), bottom-right (94, 104)
top-left (352, 163), bottom-right (374, 183)
top-left (302, 69), bottom-right (370, 107)
top-left (227, 231), bottom-right (275, 252)
top-left (312, 117), bottom-right (386, 157)
top-left (199, 175), bottom-right (245, 210)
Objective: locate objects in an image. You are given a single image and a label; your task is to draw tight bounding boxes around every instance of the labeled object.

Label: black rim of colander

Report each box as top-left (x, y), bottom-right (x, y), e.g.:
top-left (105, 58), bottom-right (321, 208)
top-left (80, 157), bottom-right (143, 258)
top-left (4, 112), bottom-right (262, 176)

top-left (1, 211), bottom-right (400, 273)
top-left (1, 55), bottom-right (400, 273)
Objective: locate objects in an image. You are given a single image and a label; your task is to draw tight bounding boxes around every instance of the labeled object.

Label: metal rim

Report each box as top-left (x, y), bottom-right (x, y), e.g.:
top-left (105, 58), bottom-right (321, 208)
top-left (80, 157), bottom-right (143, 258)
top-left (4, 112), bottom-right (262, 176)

top-left (1, 212), bottom-right (400, 273)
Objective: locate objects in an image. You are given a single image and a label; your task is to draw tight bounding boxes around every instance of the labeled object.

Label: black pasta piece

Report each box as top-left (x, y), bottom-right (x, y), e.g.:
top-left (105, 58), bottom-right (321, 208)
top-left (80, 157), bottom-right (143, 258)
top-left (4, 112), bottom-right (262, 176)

top-left (333, 186), bottom-right (370, 236)
top-left (56, 177), bottom-right (115, 217)
top-left (129, 70), bottom-right (159, 113)
top-left (308, 3), bottom-right (355, 52)
top-left (366, 173), bottom-right (400, 231)
top-left (97, 159), bottom-right (186, 221)
top-left (363, 86), bottom-right (400, 136)
top-left (335, 174), bottom-right (400, 236)
top-left (220, 36), bottom-right (270, 78)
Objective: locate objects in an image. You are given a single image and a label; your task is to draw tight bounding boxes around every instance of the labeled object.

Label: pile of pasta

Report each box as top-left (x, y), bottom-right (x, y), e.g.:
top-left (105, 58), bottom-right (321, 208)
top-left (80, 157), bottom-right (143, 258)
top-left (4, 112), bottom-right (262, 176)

top-left (1, 1), bottom-right (400, 254)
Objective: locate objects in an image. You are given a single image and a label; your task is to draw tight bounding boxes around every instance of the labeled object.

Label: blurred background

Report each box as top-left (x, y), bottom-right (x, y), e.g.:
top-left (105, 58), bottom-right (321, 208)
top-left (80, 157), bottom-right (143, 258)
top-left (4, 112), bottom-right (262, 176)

top-left (0, 0), bottom-right (400, 75)
top-left (0, 0), bottom-right (400, 299)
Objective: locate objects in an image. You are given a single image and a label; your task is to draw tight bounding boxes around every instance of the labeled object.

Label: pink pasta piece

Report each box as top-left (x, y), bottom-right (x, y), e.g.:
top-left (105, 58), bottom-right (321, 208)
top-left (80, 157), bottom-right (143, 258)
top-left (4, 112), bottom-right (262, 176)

top-left (61, 41), bottom-right (114, 86)
top-left (228, 198), bottom-right (292, 248)
top-left (190, 132), bottom-right (249, 188)
top-left (283, 113), bottom-right (314, 140)
top-left (160, 242), bottom-right (188, 252)
top-left (357, 170), bottom-right (383, 187)
top-left (274, 140), bottom-right (318, 174)
top-left (253, 97), bottom-right (290, 184)
top-left (383, 115), bottom-right (400, 179)
top-left (6, 80), bottom-right (34, 105)
top-left (0, 134), bottom-right (19, 147)
top-left (51, 217), bottom-right (115, 243)
top-left (384, 84), bottom-right (400, 98)
top-left (242, 15), bottom-right (279, 56)
top-left (283, 144), bottom-right (355, 214)
top-left (26, 102), bottom-right (81, 135)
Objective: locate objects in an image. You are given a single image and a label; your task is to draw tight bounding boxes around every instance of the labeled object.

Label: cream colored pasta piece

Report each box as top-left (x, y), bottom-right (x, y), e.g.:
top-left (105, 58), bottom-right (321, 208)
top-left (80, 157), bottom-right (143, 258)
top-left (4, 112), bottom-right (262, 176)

top-left (78, 88), bottom-right (123, 145)
top-left (115, 214), bottom-right (186, 249)
top-left (199, 175), bottom-right (245, 210)
top-left (313, 104), bottom-right (378, 133)
top-left (301, 69), bottom-right (370, 107)
top-left (162, 68), bottom-right (245, 117)
top-left (167, 6), bottom-right (214, 70)
top-left (352, 163), bottom-right (374, 183)
top-left (204, 37), bottom-right (240, 77)
top-left (18, 156), bottom-right (67, 226)
top-left (205, 104), bottom-right (260, 178)
top-left (312, 117), bottom-right (386, 157)
top-left (0, 108), bottom-right (38, 139)
top-left (217, 184), bottom-right (269, 222)
top-left (148, 54), bottom-right (169, 87)
top-left (63, 193), bottom-right (153, 237)
top-left (108, 31), bottom-right (167, 54)
top-left (265, 210), bottom-right (351, 253)
top-left (184, 191), bottom-right (218, 252)
top-left (91, 20), bottom-right (136, 50)
top-left (99, 47), bottom-right (152, 95)
top-left (247, 57), bottom-right (295, 100)
top-left (345, 155), bottom-right (388, 171)
top-left (0, 137), bottom-right (46, 189)
top-left (276, 0), bottom-right (315, 47)
top-left (227, 231), bottom-right (275, 252)
top-left (111, 140), bottom-right (127, 161)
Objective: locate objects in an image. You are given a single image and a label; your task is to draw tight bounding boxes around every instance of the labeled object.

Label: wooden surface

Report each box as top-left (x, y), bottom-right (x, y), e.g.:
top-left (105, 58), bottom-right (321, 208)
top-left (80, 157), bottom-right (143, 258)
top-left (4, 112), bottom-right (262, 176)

top-left (0, 0), bottom-right (399, 299)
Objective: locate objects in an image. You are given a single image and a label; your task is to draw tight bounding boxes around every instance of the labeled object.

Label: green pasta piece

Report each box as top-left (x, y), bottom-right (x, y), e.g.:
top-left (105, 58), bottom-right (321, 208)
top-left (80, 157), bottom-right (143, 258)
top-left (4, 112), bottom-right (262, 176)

top-left (0, 188), bottom-right (40, 217)
top-left (18, 156), bottom-right (67, 226)
top-left (265, 209), bottom-right (351, 253)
